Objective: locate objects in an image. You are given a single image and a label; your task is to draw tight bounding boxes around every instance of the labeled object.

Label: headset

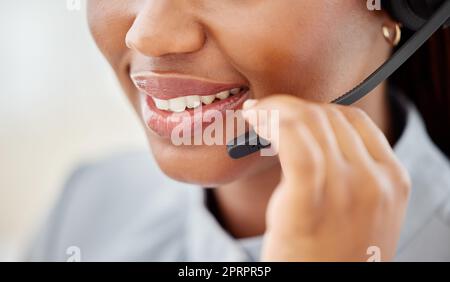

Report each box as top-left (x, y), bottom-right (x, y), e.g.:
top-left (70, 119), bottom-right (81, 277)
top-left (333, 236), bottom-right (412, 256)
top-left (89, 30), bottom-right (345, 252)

top-left (227, 0), bottom-right (450, 159)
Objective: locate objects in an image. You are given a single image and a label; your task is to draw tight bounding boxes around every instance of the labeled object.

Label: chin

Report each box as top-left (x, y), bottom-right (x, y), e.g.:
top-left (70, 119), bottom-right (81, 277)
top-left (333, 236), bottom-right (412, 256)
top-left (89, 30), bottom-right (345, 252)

top-left (147, 135), bottom-right (273, 187)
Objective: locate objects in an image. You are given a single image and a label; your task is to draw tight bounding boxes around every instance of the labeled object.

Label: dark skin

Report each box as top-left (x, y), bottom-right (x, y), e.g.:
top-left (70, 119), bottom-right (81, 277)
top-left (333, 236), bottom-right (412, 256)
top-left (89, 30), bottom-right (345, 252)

top-left (87, 0), bottom-right (410, 261)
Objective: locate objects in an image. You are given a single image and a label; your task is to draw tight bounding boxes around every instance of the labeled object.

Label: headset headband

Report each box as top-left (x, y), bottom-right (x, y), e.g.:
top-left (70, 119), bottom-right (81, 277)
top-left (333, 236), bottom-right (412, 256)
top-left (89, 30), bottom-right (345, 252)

top-left (383, 0), bottom-right (450, 30)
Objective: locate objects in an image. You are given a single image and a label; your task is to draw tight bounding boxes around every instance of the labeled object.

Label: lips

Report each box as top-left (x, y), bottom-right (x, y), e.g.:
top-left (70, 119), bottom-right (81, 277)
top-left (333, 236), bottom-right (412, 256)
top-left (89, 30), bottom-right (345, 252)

top-left (131, 72), bottom-right (245, 99)
top-left (131, 72), bottom-right (250, 138)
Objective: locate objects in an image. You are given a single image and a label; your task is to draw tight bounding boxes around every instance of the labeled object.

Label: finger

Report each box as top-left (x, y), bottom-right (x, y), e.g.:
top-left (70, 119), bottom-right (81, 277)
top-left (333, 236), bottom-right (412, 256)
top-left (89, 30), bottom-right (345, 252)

top-left (338, 106), bottom-right (396, 163)
top-left (278, 122), bottom-right (326, 210)
top-left (243, 96), bottom-right (343, 162)
top-left (241, 96), bottom-right (299, 151)
top-left (242, 95), bottom-right (315, 125)
top-left (298, 104), bottom-right (344, 163)
top-left (325, 106), bottom-right (374, 166)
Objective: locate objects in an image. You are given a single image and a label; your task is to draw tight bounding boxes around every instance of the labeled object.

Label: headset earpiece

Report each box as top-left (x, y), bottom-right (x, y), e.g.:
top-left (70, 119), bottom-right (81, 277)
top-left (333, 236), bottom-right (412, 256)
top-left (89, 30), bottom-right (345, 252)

top-left (382, 0), bottom-right (450, 30)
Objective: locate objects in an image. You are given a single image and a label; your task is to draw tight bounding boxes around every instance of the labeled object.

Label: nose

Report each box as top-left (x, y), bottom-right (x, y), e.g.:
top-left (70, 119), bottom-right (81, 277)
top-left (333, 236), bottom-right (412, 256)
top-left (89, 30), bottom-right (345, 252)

top-left (125, 1), bottom-right (205, 57)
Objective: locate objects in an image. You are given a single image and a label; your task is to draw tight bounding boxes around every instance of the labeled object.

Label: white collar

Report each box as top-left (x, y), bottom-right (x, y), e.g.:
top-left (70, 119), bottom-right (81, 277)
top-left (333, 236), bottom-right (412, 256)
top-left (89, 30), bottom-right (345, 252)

top-left (393, 95), bottom-right (450, 254)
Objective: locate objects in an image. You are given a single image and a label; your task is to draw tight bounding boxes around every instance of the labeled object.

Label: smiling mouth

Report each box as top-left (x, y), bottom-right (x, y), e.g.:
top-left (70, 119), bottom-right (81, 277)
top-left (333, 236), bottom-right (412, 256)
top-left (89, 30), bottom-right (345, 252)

top-left (140, 87), bottom-right (250, 138)
top-left (130, 72), bottom-right (250, 138)
top-left (150, 86), bottom-right (249, 113)
top-left (130, 72), bottom-right (250, 113)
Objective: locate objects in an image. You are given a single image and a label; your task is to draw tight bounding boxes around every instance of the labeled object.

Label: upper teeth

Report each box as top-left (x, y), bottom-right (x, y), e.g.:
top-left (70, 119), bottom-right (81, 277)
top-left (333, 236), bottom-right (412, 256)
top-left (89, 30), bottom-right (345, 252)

top-left (152, 88), bottom-right (241, 112)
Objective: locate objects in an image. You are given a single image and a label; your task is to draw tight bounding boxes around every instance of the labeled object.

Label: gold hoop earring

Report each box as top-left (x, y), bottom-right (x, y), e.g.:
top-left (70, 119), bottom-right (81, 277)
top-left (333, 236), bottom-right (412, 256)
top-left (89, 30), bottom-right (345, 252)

top-left (382, 22), bottom-right (402, 47)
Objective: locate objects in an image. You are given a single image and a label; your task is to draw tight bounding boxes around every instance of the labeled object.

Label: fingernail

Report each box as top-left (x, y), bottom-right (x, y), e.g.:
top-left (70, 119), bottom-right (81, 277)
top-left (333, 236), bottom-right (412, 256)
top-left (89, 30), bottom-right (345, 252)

top-left (243, 99), bottom-right (258, 110)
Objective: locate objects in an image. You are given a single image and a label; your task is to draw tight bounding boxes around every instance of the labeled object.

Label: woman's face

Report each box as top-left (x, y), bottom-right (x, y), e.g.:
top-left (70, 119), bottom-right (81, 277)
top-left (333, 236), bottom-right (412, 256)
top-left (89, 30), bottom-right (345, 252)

top-left (87, 0), bottom-right (390, 186)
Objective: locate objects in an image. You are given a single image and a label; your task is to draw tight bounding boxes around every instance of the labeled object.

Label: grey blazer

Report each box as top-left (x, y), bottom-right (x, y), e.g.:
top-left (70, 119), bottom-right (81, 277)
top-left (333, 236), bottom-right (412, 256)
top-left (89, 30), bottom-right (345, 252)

top-left (26, 96), bottom-right (450, 262)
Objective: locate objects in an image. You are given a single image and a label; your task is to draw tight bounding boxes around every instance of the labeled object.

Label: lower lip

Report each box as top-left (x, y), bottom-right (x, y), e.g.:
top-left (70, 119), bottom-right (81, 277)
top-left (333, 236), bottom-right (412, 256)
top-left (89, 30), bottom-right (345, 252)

top-left (140, 90), bottom-right (250, 138)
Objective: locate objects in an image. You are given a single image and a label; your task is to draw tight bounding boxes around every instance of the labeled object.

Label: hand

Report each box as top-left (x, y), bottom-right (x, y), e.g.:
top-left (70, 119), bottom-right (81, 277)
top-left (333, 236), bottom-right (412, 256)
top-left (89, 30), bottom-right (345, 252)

top-left (242, 95), bottom-right (411, 262)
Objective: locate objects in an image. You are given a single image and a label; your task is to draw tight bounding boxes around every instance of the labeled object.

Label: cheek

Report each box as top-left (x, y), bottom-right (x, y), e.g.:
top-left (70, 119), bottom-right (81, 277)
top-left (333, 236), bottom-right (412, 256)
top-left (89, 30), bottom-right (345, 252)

top-left (207, 1), bottom-right (364, 101)
top-left (88, 2), bottom-right (141, 109)
top-left (206, 4), bottom-right (329, 98)
top-left (87, 1), bottom-right (132, 69)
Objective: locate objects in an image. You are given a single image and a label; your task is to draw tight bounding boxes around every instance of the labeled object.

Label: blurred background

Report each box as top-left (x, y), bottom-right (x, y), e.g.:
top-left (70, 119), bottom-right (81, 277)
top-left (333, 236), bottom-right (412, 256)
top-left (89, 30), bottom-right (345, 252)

top-left (0, 0), bottom-right (147, 260)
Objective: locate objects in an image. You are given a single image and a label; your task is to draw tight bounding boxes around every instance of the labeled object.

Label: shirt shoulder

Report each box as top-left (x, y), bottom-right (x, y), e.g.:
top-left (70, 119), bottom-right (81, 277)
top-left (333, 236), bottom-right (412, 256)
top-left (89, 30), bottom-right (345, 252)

top-left (26, 151), bottom-right (198, 261)
top-left (393, 93), bottom-right (450, 261)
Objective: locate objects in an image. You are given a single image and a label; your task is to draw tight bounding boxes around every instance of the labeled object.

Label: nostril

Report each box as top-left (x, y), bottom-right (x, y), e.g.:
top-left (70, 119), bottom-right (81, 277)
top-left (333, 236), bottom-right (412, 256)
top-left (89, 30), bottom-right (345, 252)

top-left (125, 29), bottom-right (136, 50)
top-left (125, 40), bottom-right (133, 50)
